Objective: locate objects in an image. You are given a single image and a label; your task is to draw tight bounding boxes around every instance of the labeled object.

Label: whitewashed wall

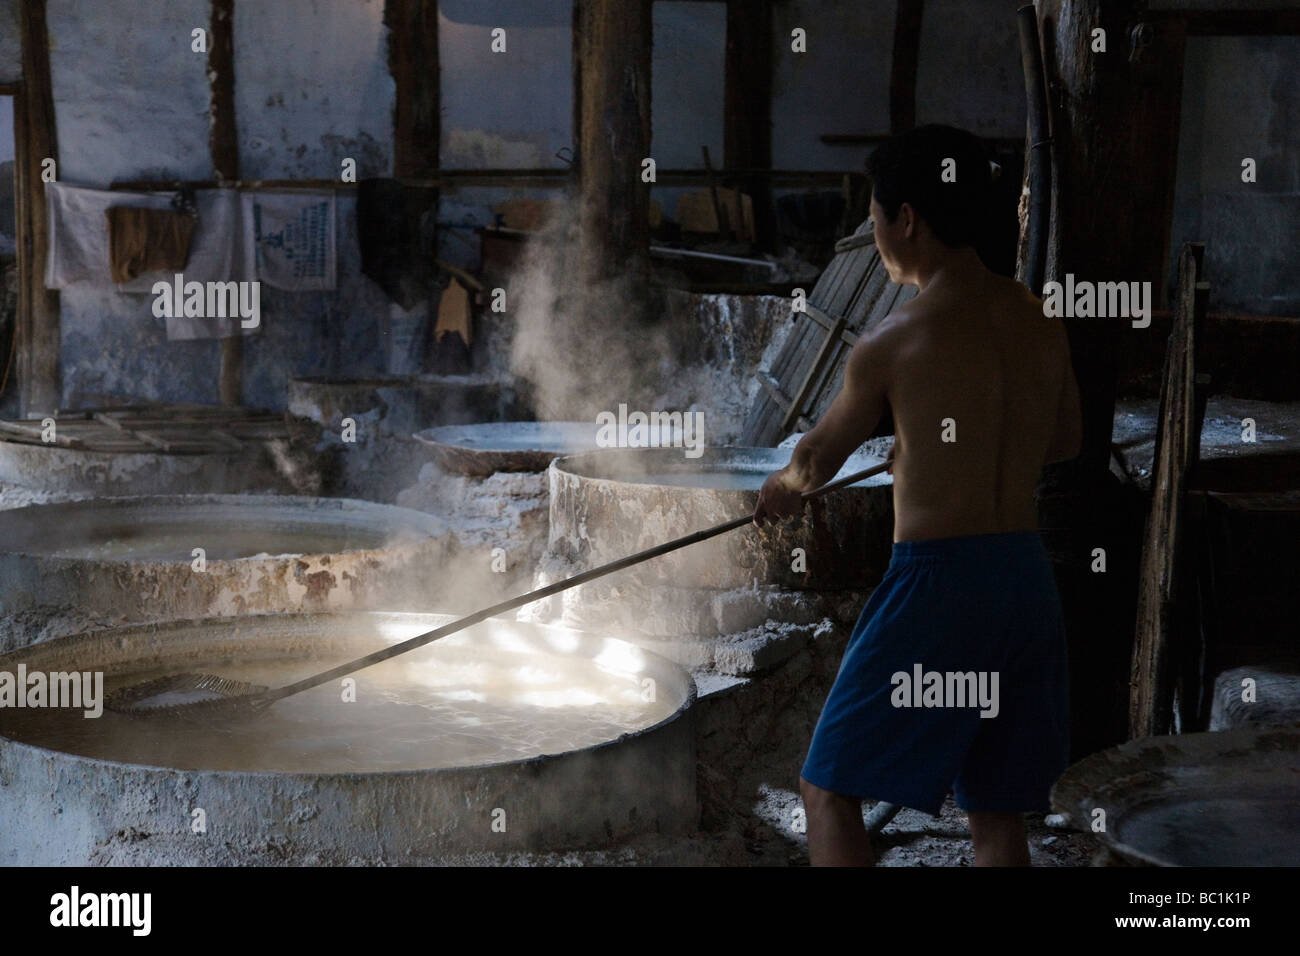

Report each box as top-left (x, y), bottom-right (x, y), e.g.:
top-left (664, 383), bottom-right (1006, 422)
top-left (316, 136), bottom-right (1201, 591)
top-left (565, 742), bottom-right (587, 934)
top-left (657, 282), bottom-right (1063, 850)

top-left (0, 0), bottom-right (1099, 409)
top-left (43, 0), bottom-right (391, 409)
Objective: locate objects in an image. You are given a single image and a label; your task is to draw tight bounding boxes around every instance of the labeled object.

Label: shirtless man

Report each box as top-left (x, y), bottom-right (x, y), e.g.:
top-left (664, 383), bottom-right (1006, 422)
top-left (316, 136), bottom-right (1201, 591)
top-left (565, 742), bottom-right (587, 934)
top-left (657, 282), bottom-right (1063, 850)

top-left (755, 125), bottom-right (1082, 867)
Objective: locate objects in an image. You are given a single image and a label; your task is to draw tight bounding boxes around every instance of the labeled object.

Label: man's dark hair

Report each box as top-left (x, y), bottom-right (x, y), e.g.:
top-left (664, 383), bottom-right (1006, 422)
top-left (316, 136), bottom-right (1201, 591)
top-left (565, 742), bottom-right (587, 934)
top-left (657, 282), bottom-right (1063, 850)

top-left (866, 124), bottom-right (993, 248)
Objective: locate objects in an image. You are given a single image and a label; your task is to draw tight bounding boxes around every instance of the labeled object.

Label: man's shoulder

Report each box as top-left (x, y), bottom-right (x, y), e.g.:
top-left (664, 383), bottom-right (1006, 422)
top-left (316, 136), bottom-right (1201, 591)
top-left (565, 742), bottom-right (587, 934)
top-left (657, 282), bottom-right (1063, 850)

top-left (868, 298), bottom-right (942, 351)
top-left (873, 300), bottom-right (926, 334)
top-left (853, 309), bottom-right (913, 365)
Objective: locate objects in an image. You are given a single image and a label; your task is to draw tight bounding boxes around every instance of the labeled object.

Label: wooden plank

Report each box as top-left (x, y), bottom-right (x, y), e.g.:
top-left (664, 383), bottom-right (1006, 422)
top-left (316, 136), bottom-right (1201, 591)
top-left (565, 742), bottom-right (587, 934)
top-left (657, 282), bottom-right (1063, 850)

top-left (821, 246), bottom-right (871, 317)
top-left (100, 416), bottom-right (244, 430)
top-left (759, 329), bottom-right (811, 408)
top-left (0, 405), bottom-right (286, 453)
top-left (756, 373), bottom-right (794, 411)
top-left (224, 419), bottom-right (291, 440)
top-left (95, 409), bottom-right (262, 428)
top-left (756, 311), bottom-right (842, 439)
top-left (805, 246), bottom-right (851, 305)
top-left (761, 318), bottom-right (798, 384)
top-left (778, 333), bottom-right (829, 424)
top-left (764, 269), bottom-right (857, 416)
top-left (743, 224), bottom-right (904, 445)
top-left (767, 299), bottom-right (819, 383)
top-left (787, 251), bottom-right (892, 424)
top-left (126, 430), bottom-right (188, 452)
top-left (782, 312), bottom-right (847, 433)
top-left (90, 412), bottom-right (237, 453)
top-left (843, 253), bottom-right (889, 328)
top-left (0, 420), bottom-right (48, 439)
top-left (834, 231), bottom-right (876, 254)
top-left (741, 216), bottom-right (892, 445)
top-left (16, 0), bottom-right (61, 416)
top-left (137, 403), bottom-right (260, 419)
top-left (810, 222), bottom-right (869, 297)
top-left (801, 302), bottom-right (837, 332)
top-left (836, 248), bottom-right (887, 326)
top-left (2, 421), bottom-right (98, 437)
top-left (806, 338), bottom-right (852, 413)
top-left (808, 281), bottom-right (915, 425)
top-left (1129, 243), bottom-right (1209, 738)
top-left (820, 243), bottom-right (870, 311)
top-left (128, 432), bottom-right (221, 453)
top-left (0, 419), bottom-right (83, 448)
top-left (762, 311), bottom-right (828, 432)
top-left (203, 428), bottom-right (245, 452)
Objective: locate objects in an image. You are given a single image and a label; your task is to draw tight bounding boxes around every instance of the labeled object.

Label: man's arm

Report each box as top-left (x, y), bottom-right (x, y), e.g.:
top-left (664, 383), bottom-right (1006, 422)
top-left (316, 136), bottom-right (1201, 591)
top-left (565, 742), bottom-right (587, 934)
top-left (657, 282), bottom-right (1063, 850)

top-left (754, 326), bottom-right (891, 523)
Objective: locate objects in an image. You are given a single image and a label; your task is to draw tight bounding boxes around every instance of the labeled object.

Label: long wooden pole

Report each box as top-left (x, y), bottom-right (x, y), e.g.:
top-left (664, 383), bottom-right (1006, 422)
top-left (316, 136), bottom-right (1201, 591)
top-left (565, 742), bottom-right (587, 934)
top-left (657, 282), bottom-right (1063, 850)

top-left (242, 462), bottom-right (892, 710)
top-left (1130, 244), bottom-right (1208, 738)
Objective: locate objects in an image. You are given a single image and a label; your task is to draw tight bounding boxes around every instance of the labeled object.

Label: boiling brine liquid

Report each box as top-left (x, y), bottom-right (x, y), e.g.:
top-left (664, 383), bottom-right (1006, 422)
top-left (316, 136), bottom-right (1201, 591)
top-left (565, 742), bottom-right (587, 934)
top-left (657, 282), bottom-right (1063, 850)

top-left (0, 638), bottom-right (677, 773)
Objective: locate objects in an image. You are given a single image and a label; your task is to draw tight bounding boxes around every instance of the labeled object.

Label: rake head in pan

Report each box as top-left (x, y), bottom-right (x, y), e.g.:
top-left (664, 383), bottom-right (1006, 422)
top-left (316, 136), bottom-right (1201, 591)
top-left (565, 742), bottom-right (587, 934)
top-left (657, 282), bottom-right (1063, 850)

top-left (105, 673), bottom-right (273, 719)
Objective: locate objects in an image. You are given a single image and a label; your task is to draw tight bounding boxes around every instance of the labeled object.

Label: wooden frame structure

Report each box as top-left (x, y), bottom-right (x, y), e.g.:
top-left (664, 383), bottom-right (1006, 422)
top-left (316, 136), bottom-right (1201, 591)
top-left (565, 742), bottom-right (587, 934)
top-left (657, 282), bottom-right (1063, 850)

top-left (744, 225), bottom-right (914, 446)
top-left (9, 0), bottom-right (1296, 422)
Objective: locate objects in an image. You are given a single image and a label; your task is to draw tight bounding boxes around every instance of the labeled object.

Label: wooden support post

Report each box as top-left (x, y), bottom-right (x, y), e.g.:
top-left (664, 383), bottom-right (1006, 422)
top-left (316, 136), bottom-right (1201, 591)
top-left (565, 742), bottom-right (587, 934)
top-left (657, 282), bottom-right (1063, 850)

top-left (575, 0), bottom-right (653, 289)
top-left (209, 0), bottom-right (238, 189)
top-left (1130, 243), bottom-right (1208, 738)
top-left (724, 0), bottom-right (775, 251)
top-left (1038, 0), bottom-right (1187, 477)
top-left (1032, 0), bottom-right (1189, 757)
top-left (385, 0), bottom-right (440, 179)
top-left (209, 0), bottom-right (242, 407)
top-left (16, 0), bottom-right (60, 417)
top-left (888, 0), bottom-right (924, 134)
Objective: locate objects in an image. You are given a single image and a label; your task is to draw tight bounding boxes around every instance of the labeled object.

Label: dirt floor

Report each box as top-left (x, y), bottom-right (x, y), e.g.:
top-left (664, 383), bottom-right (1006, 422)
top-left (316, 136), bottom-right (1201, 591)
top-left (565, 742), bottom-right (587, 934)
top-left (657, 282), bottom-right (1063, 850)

top-left (394, 794), bottom-right (1098, 867)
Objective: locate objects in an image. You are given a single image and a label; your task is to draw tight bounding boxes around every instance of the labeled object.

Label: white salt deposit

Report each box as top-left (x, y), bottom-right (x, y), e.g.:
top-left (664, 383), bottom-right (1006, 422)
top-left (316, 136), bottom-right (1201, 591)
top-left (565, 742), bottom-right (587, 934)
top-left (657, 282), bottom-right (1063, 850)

top-left (396, 464), bottom-right (549, 570)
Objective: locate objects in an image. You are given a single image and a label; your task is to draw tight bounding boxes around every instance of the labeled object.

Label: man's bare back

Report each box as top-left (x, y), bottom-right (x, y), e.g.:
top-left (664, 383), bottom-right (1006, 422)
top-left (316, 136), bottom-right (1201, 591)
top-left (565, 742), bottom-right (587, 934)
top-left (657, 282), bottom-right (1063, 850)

top-left (876, 267), bottom-right (1079, 541)
top-left (754, 250), bottom-right (1081, 540)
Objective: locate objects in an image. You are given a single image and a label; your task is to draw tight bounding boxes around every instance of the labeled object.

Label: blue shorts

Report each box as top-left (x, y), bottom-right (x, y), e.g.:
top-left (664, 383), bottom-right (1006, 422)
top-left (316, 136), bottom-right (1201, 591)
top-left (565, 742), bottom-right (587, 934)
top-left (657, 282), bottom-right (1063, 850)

top-left (801, 531), bottom-right (1070, 817)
